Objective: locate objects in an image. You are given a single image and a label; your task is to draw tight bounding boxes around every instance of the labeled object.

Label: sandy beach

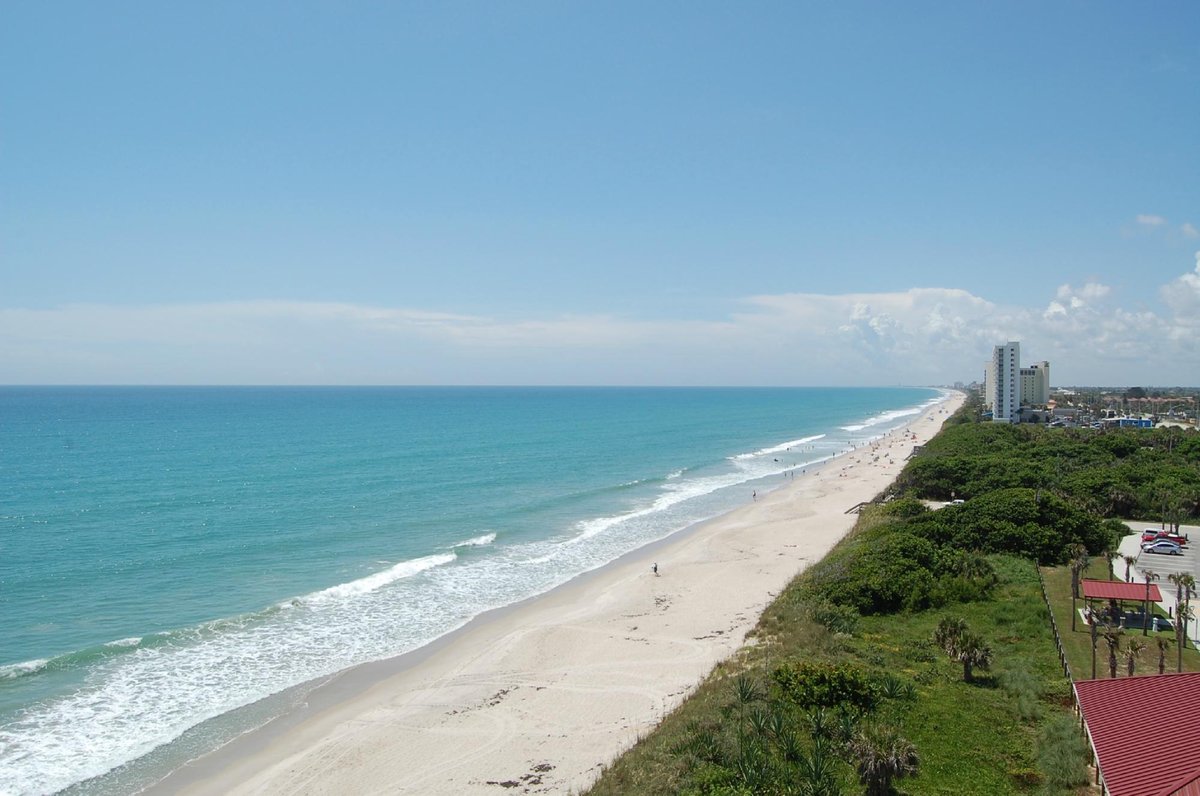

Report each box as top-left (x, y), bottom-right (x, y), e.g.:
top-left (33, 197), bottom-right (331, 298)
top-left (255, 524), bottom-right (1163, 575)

top-left (156, 391), bottom-right (964, 795)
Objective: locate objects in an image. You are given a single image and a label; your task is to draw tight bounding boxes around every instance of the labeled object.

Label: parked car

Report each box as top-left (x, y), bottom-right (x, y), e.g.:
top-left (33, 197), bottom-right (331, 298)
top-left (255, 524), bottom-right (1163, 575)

top-left (1141, 539), bottom-right (1183, 556)
top-left (1141, 529), bottom-right (1188, 546)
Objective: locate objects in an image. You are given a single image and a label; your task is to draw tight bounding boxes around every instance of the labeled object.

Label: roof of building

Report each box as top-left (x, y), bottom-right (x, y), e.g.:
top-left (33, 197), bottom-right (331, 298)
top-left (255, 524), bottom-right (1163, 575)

top-left (1075, 672), bottom-right (1200, 796)
top-left (1162, 769), bottom-right (1200, 796)
top-left (1082, 578), bottom-right (1163, 602)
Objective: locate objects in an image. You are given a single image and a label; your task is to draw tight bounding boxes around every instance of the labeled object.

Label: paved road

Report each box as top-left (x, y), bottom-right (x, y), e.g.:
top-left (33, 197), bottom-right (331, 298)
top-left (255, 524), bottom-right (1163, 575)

top-left (1118, 520), bottom-right (1200, 646)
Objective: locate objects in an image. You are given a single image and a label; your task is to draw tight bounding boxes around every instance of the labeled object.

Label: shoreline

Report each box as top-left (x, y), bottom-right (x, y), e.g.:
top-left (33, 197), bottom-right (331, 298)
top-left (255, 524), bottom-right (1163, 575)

top-left (150, 390), bottom-right (964, 795)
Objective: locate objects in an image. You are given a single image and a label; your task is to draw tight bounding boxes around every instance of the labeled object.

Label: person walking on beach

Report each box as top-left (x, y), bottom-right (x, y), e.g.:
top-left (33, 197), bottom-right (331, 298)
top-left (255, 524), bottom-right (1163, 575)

top-left (652, 562), bottom-right (659, 576)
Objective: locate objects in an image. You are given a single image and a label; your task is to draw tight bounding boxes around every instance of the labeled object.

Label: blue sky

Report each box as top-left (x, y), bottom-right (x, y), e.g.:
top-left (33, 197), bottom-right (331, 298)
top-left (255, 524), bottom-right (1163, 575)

top-left (3, 2), bottom-right (1198, 386)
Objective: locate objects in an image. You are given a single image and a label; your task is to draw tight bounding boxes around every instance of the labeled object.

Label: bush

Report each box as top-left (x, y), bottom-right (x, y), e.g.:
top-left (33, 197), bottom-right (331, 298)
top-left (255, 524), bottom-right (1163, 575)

top-left (906, 488), bottom-right (1115, 564)
top-left (998, 668), bottom-right (1042, 721)
top-left (879, 496), bottom-right (929, 519)
top-left (896, 420), bottom-right (1200, 525)
top-left (773, 662), bottom-right (880, 712)
top-left (809, 532), bottom-right (941, 614)
top-left (929, 574), bottom-right (992, 607)
top-left (1036, 714), bottom-right (1090, 790)
top-left (804, 595), bottom-right (861, 635)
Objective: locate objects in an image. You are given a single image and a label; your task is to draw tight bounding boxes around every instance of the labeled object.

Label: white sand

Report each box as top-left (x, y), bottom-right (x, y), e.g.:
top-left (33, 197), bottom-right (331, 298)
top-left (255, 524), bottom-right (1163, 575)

top-left (162, 391), bottom-right (964, 795)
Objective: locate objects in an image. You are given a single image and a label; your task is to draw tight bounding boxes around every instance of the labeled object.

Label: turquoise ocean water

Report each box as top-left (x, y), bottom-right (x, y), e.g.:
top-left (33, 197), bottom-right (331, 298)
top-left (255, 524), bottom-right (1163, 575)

top-left (0, 386), bottom-right (942, 795)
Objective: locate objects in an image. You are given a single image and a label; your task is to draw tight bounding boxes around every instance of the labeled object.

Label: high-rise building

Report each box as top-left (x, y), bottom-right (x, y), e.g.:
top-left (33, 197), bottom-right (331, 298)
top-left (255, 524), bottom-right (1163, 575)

top-left (984, 341), bottom-right (1021, 422)
top-left (1020, 361), bottom-right (1050, 406)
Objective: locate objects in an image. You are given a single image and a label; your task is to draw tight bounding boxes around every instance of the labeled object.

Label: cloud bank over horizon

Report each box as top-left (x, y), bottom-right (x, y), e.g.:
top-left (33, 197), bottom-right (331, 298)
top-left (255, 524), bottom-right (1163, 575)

top-left (4, 253), bottom-right (1198, 388)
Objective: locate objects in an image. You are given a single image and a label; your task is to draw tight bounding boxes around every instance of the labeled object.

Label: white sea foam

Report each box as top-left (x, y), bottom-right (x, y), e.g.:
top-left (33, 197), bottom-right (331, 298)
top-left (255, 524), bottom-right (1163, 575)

top-left (841, 405), bottom-right (923, 432)
top-left (0, 658), bottom-right (49, 680)
top-left (730, 434), bottom-right (826, 460)
top-left (454, 532), bottom-right (497, 548)
top-left (300, 554), bottom-right (456, 604)
top-left (0, 553), bottom-right (473, 796)
top-left (573, 466), bottom-right (761, 543)
top-left (106, 637), bottom-right (142, 648)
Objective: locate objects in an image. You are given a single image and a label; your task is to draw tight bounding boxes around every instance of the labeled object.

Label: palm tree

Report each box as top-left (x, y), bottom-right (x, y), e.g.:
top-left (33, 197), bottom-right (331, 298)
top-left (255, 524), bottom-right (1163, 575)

top-left (1103, 629), bottom-right (1123, 678)
top-left (1069, 544), bottom-right (1091, 632)
top-left (1170, 573), bottom-right (1196, 667)
top-left (1159, 492), bottom-right (1186, 533)
top-left (935, 617), bottom-right (993, 682)
top-left (1124, 639), bottom-right (1146, 676)
top-left (1103, 548), bottom-right (1118, 581)
top-left (934, 616), bottom-right (967, 654)
top-left (953, 631), bottom-right (993, 683)
top-left (851, 724), bottom-right (919, 796)
top-left (1067, 543), bottom-right (1089, 599)
top-left (1176, 603), bottom-right (1196, 673)
top-left (1087, 607), bottom-right (1100, 679)
top-left (1156, 636), bottom-right (1171, 674)
top-left (1143, 569), bottom-right (1160, 637)
top-left (1122, 555), bottom-right (1137, 583)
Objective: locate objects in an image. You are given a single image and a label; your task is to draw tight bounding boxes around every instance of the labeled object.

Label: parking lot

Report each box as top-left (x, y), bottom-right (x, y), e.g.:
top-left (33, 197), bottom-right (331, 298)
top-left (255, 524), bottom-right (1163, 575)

top-left (1120, 520), bottom-right (1200, 645)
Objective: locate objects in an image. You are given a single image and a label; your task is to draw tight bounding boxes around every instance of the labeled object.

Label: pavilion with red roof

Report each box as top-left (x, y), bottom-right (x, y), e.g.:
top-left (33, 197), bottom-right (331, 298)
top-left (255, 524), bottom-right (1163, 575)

top-left (1083, 579), bottom-right (1164, 603)
top-left (1081, 578), bottom-right (1166, 631)
top-left (1075, 672), bottom-right (1200, 795)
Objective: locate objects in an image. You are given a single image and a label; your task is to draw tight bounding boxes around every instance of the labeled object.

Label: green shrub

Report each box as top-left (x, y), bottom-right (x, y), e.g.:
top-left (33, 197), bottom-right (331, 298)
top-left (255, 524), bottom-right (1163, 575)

top-left (805, 596), bottom-right (861, 635)
top-left (879, 496), bottom-right (929, 518)
top-left (773, 662), bottom-right (880, 712)
top-left (998, 668), bottom-right (1041, 721)
top-left (1036, 714), bottom-right (1089, 790)
top-left (809, 532), bottom-right (941, 614)
top-left (906, 488), bottom-right (1115, 564)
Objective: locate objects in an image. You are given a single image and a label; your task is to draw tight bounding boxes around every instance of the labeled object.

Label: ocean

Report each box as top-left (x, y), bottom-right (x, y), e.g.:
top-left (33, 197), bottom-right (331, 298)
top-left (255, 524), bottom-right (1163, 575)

top-left (0, 386), bottom-right (942, 795)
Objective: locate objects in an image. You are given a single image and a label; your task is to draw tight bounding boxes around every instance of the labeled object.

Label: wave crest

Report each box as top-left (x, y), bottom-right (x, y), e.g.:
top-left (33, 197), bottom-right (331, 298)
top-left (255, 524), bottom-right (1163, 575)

top-left (299, 554), bottom-right (456, 604)
top-left (454, 532), bottom-right (497, 548)
top-left (730, 434), bottom-right (826, 461)
top-left (0, 658), bottom-right (49, 680)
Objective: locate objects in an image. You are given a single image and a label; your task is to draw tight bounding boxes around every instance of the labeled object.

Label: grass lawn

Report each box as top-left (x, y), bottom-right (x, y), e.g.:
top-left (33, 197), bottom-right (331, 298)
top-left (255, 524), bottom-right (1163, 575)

top-left (1040, 558), bottom-right (1200, 680)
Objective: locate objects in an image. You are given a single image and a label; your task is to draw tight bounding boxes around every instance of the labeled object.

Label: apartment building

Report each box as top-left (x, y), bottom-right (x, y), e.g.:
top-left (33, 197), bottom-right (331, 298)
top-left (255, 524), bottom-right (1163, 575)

top-left (983, 343), bottom-right (1051, 422)
top-left (984, 341), bottom-right (1021, 423)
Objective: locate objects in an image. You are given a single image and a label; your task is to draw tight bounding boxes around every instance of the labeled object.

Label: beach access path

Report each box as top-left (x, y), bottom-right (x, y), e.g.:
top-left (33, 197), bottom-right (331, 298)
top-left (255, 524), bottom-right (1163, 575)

top-left (160, 391), bottom-right (965, 795)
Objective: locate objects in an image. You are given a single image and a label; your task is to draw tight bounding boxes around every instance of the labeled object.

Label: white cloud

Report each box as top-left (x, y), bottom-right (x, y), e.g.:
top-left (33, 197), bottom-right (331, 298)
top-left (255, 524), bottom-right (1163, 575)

top-left (1137, 214), bottom-right (1168, 227)
top-left (1160, 251), bottom-right (1200, 318)
top-left (2, 267), bottom-right (1199, 386)
top-left (1182, 222), bottom-right (1199, 239)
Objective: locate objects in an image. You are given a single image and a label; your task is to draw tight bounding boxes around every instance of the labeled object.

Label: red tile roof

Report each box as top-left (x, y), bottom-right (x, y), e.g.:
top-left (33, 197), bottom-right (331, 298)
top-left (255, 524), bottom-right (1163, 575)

top-left (1075, 672), bottom-right (1200, 796)
top-left (1083, 579), bottom-right (1163, 602)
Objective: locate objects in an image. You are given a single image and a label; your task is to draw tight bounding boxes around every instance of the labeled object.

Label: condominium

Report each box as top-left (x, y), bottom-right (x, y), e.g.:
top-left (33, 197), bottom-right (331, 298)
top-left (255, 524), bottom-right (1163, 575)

top-left (983, 342), bottom-right (1050, 422)
top-left (984, 342), bottom-right (1021, 422)
top-left (1020, 361), bottom-right (1050, 406)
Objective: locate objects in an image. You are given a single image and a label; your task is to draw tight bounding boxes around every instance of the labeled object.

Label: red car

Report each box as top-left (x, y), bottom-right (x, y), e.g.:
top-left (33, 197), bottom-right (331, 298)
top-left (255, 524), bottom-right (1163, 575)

top-left (1142, 529), bottom-right (1188, 546)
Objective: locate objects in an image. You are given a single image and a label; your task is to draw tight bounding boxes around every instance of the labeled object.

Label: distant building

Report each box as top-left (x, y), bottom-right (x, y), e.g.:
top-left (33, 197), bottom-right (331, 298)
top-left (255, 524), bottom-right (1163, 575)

top-left (1020, 361), bottom-right (1050, 406)
top-left (1109, 417), bottom-right (1154, 428)
top-left (984, 341), bottom-right (1021, 423)
top-left (983, 343), bottom-right (1050, 423)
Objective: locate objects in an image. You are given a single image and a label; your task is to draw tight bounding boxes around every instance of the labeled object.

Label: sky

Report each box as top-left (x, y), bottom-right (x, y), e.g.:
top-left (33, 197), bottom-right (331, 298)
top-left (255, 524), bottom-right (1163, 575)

top-left (2, 2), bottom-right (1198, 387)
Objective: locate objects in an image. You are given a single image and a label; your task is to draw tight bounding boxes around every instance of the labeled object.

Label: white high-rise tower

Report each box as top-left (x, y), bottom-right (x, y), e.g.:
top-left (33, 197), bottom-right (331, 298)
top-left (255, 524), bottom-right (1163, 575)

top-left (985, 341), bottom-right (1021, 423)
